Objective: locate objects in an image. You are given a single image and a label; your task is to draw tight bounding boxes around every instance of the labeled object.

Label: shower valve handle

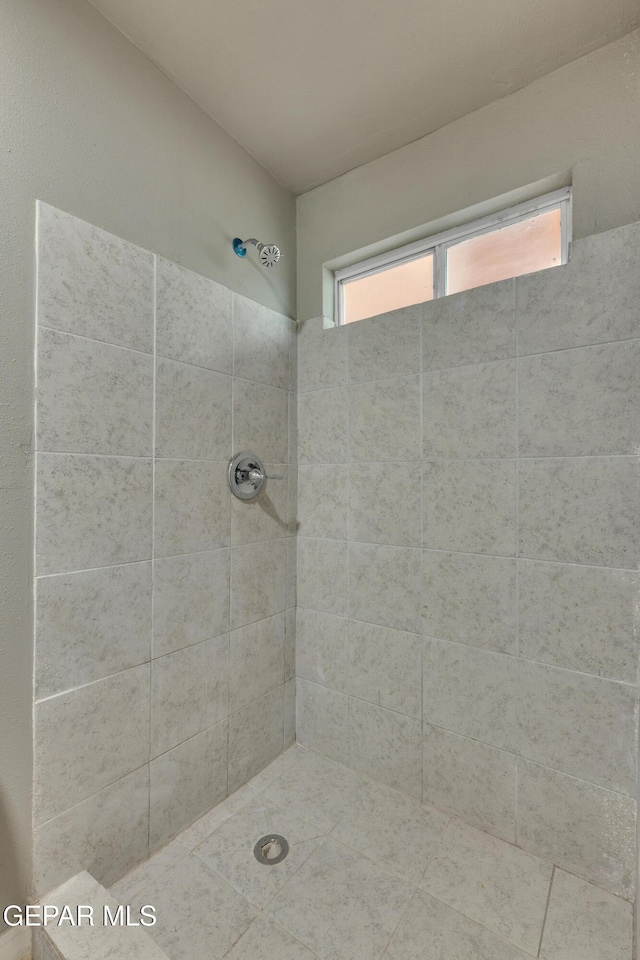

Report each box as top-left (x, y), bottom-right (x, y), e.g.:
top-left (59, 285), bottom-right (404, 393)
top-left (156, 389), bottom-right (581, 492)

top-left (248, 468), bottom-right (283, 483)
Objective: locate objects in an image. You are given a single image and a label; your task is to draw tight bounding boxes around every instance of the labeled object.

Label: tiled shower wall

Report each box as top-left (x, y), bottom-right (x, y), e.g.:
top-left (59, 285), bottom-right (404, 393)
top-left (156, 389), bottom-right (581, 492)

top-left (295, 220), bottom-right (640, 900)
top-left (33, 203), bottom-right (296, 896)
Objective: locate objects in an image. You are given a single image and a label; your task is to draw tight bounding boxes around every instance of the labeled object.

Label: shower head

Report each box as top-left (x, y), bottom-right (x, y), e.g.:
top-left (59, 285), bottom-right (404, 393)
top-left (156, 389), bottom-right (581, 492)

top-left (233, 237), bottom-right (281, 268)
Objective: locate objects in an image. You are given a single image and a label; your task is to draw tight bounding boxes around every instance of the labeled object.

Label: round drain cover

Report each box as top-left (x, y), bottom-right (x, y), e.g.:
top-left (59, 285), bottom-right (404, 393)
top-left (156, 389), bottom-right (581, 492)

top-left (254, 834), bottom-right (289, 865)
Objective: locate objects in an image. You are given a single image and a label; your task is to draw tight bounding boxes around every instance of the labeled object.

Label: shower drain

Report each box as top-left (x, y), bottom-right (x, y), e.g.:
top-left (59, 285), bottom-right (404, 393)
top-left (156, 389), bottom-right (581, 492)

top-left (253, 834), bottom-right (289, 865)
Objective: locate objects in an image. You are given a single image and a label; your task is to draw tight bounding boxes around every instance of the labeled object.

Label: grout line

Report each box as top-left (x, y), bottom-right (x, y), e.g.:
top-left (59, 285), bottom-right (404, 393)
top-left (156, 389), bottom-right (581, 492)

top-left (37, 323), bottom-right (155, 359)
top-left (537, 865), bottom-right (555, 958)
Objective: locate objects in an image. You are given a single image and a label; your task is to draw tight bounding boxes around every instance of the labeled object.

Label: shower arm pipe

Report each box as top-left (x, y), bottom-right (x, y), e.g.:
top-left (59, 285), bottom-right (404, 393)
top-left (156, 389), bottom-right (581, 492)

top-left (236, 238), bottom-right (259, 252)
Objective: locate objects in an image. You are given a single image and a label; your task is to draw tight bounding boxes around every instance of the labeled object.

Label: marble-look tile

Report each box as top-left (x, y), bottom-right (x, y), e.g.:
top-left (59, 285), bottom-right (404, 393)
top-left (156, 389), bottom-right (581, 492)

top-left (296, 608), bottom-right (349, 689)
top-left (286, 537), bottom-right (297, 609)
top-left (287, 463), bottom-right (297, 533)
top-left (155, 358), bottom-right (231, 460)
top-left (37, 327), bottom-right (153, 456)
top-left (195, 795), bottom-right (324, 908)
top-left (518, 560), bottom-right (639, 682)
top-left (34, 766), bottom-right (149, 896)
top-left (347, 620), bottom-right (422, 718)
top-left (153, 549), bottom-right (230, 659)
top-left (349, 542), bottom-right (423, 632)
top-left (151, 636), bottom-right (229, 758)
top-left (36, 453), bottom-right (152, 576)
top-left (517, 660), bottom-right (637, 795)
top-left (349, 461), bottom-right (421, 547)
top-left (156, 257), bottom-right (233, 374)
top-left (423, 724), bottom-right (516, 841)
top-left (348, 305), bottom-right (421, 382)
top-left (423, 639), bottom-right (516, 751)
top-left (297, 464), bottom-right (348, 539)
top-left (422, 279), bottom-right (516, 370)
top-left (228, 687), bottom-right (284, 793)
top-left (289, 321), bottom-right (298, 393)
top-left (233, 294), bottom-right (291, 389)
top-left (517, 221), bottom-right (640, 355)
top-left (284, 677), bottom-right (296, 748)
top-left (349, 698), bottom-right (422, 798)
top-left (423, 359), bottom-right (516, 459)
top-left (35, 562), bottom-right (151, 699)
top-left (288, 389), bottom-right (298, 464)
top-left (230, 539), bottom-right (287, 629)
top-left (175, 784), bottom-right (258, 852)
top-left (298, 387), bottom-right (348, 464)
top-left (37, 203), bottom-right (154, 352)
top-left (516, 758), bottom-right (636, 898)
top-left (132, 854), bottom-right (255, 960)
top-left (109, 840), bottom-right (189, 902)
top-left (423, 460), bottom-right (517, 556)
top-left (518, 340), bottom-right (640, 457)
top-left (422, 818), bottom-right (552, 955)
top-left (297, 538), bottom-right (348, 617)
top-left (231, 464), bottom-right (289, 544)
top-left (284, 608), bottom-right (296, 681)
top-left (518, 457), bottom-right (640, 567)
top-left (35, 664), bottom-right (150, 824)
top-left (33, 928), bottom-right (65, 960)
top-left (349, 375), bottom-right (421, 462)
top-left (225, 916), bottom-right (318, 960)
top-left (296, 679), bottom-right (349, 766)
top-left (233, 379), bottom-right (288, 464)
top-left (154, 459), bottom-right (230, 557)
top-left (150, 720), bottom-right (228, 851)
top-left (298, 317), bottom-right (348, 392)
top-left (333, 780), bottom-right (449, 884)
top-left (539, 868), bottom-right (633, 960)
top-left (424, 551), bottom-right (517, 654)
top-left (229, 613), bottom-right (285, 712)
top-left (267, 838), bottom-right (413, 960)
top-left (386, 889), bottom-right (529, 960)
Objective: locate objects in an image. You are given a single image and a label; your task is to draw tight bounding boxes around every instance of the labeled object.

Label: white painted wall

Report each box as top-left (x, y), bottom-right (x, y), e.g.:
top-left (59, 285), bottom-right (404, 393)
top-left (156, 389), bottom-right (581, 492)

top-left (0, 0), bottom-right (295, 929)
top-left (297, 30), bottom-right (640, 321)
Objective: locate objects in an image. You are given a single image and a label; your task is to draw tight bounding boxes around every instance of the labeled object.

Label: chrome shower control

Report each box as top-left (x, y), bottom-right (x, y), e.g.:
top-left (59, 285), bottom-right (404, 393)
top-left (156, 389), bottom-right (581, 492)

top-left (228, 452), bottom-right (283, 500)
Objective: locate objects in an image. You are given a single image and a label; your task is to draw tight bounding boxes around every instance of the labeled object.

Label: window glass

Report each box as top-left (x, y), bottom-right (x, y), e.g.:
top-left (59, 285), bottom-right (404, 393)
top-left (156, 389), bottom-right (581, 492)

top-left (342, 253), bottom-right (433, 325)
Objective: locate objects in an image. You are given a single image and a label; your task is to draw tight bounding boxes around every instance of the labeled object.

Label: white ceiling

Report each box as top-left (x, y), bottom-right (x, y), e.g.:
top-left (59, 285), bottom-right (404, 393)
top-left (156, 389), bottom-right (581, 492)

top-left (89, 0), bottom-right (639, 195)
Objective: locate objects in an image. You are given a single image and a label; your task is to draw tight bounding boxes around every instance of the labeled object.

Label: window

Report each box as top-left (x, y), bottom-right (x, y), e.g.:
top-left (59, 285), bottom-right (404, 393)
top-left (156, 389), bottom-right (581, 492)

top-left (334, 188), bottom-right (571, 325)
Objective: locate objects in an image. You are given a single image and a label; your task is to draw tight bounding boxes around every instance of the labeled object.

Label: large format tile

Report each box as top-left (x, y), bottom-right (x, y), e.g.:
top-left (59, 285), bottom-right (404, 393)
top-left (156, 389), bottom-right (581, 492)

top-left (516, 759), bottom-right (636, 898)
top-left (150, 721), bottom-right (228, 851)
top-left (423, 359), bottom-right (516, 459)
top-left (517, 660), bottom-right (637, 795)
top-left (348, 305), bottom-right (421, 382)
top-left (233, 294), bottom-right (291, 389)
top-left (195, 794), bottom-right (324, 908)
top-left (517, 221), bottom-right (640, 354)
top-left (298, 317), bottom-right (348, 392)
top-left (155, 257), bottom-right (233, 374)
top-left (154, 459), bottom-right (229, 557)
top-left (266, 838), bottom-right (413, 960)
top-left (109, 840), bottom-right (189, 902)
top-left (348, 461), bottom-right (421, 547)
top-left (233, 379), bottom-right (288, 464)
top-left (228, 687), bottom-right (284, 792)
top-left (423, 460), bottom-right (517, 556)
top-left (347, 620), bottom-right (421, 718)
top-left (349, 698), bottom-right (422, 799)
top-left (386, 889), bottom-right (529, 960)
top-left (296, 679), bottom-right (349, 766)
top-left (285, 607), bottom-right (296, 681)
top-left (423, 640), bottom-right (516, 751)
top-left (422, 279), bottom-right (516, 370)
top-left (229, 613), bottom-right (285, 712)
top-left (297, 464), bottom-right (348, 539)
top-left (284, 677), bottom-right (296, 747)
top-left (230, 539), bottom-right (287, 628)
top-left (518, 560), bottom-right (639, 682)
top-left (424, 551), bottom-right (516, 654)
top-left (153, 549), bottom-right (230, 658)
top-left (225, 916), bottom-right (318, 960)
top-left (349, 542), bottom-right (423, 633)
top-left (349, 375), bottom-right (421, 462)
top-left (422, 818), bottom-right (552, 955)
top-left (175, 785), bottom-right (259, 853)
top-left (151, 636), bottom-right (229, 758)
top-left (423, 724), bottom-right (516, 841)
top-left (36, 453), bottom-right (152, 575)
top-left (518, 340), bottom-right (640, 457)
top-left (35, 664), bottom-right (150, 824)
top-left (297, 538), bottom-right (348, 617)
top-left (231, 464), bottom-right (290, 544)
top-left (298, 387), bottom-right (348, 464)
top-left (37, 203), bottom-right (154, 352)
top-left (518, 457), bottom-right (640, 567)
top-left (296, 608), bottom-right (349, 689)
top-left (37, 327), bottom-right (153, 456)
top-left (155, 358), bottom-right (231, 460)
top-left (539, 868), bottom-right (633, 960)
top-left (35, 562), bottom-right (152, 699)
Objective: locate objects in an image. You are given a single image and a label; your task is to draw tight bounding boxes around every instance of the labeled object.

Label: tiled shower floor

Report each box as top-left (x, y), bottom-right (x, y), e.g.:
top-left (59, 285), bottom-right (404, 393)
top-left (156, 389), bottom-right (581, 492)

top-left (109, 745), bottom-right (632, 960)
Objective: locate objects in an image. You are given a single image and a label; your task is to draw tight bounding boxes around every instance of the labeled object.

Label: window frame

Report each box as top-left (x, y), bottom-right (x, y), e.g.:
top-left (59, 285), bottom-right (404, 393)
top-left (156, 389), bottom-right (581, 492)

top-left (333, 187), bottom-right (572, 325)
